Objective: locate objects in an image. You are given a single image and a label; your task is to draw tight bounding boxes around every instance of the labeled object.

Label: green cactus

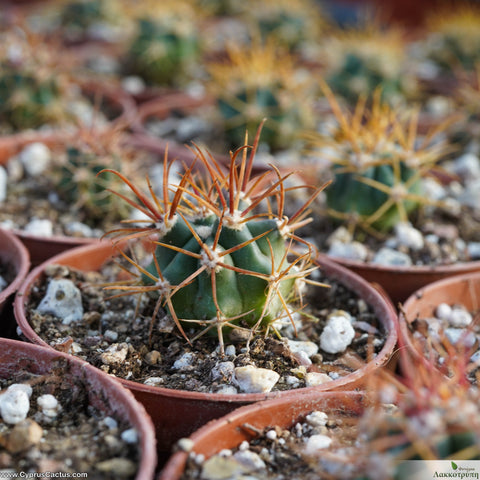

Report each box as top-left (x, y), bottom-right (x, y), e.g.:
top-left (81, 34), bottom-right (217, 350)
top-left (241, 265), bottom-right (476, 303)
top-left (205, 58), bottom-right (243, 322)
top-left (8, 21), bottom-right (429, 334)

top-left (59, 0), bottom-right (118, 33)
top-left (424, 4), bottom-right (480, 72)
top-left (207, 40), bottom-right (316, 151)
top-left (241, 0), bottom-right (325, 52)
top-left (125, 9), bottom-right (200, 87)
top-left (307, 83), bottom-right (448, 233)
top-left (103, 124), bottom-right (323, 349)
top-left (323, 23), bottom-right (414, 105)
top-left (55, 135), bottom-right (132, 224)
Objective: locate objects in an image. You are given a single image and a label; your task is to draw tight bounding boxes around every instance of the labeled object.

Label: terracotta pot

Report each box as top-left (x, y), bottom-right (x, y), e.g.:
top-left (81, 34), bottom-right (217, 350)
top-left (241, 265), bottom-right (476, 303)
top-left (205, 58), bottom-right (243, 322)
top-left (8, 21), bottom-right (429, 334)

top-left (0, 337), bottom-right (157, 479)
top-left (329, 257), bottom-right (480, 307)
top-left (0, 228), bottom-right (30, 336)
top-left (159, 390), bottom-right (366, 480)
top-left (13, 241), bottom-right (397, 466)
top-left (399, 270), bottom-right (480, 373)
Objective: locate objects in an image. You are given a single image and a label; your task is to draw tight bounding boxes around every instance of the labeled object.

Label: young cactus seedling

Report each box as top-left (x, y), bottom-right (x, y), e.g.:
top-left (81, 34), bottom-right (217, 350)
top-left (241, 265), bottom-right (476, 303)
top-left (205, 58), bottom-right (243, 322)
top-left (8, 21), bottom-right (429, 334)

top-left (305, 82), bottom-right (452, 234)
top-left (102, 123), bottom-right (326, 352)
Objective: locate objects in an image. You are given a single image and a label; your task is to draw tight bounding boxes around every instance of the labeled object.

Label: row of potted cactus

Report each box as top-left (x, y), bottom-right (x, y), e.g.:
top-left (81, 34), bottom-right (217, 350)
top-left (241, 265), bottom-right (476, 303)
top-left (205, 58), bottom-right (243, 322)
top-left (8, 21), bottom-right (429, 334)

top-left (2, 0), bottom-right (480, 478)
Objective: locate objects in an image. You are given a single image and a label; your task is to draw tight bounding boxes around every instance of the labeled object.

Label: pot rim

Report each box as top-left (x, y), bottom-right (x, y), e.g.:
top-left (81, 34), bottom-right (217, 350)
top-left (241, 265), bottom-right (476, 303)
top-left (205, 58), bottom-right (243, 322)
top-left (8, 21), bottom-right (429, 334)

top-left (0, 227), bottom-right (30, 305)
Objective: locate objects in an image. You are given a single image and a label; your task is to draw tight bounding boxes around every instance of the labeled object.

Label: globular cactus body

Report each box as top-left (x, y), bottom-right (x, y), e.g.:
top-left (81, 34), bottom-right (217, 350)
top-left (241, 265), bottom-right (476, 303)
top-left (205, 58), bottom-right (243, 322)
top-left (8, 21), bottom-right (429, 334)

top-left (327, 161), bottom-right (422, 231)
top-left (143, 214), bottom-right (294, 328)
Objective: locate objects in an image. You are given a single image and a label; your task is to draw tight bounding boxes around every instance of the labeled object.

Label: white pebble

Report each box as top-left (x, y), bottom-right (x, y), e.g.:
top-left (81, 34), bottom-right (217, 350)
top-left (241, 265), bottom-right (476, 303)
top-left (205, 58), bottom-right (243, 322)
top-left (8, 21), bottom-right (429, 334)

top-left (0, 166), bottom-right (7, 202)
top-left (435, 303), bottom-right (452, 320)
top-left (233, 450), bottom-right (266, 471)
top-left (24, 218), bottom-right (54, 237)
top-left (18, 142), bottom-right (51, 176)
top-left (0, 384), bottom-right (32, 424)
top-left (320, 311), bottom-right (355, 354)
top-left (306, 411), bottom-right (328, 427)
top-left (266, 430), bottom-right (277, 440)
top-left (211, 361), bottom-right (235, 382)
top-left (448, 306), bottom-right (473, 328)
top-left (121, 428), bottom-right (138, 444)
top-left (177, 438), bottom-right (194, 452)
top-left (286, 339), bottom-right (319, 358)
top-left (224, 345), bottom-right (236, 356)
top-left (104, 330), bottom-right (119, 342)
top-left (305, 372), bottom-right (332, 387)
top-left (143, 377), bottom-right (164, 386)
top-left (372, 247), bottom-right (412, 266)
top-left (36, 278), bottom-right (83, 325)
top-left (234, 365), bottom-right (280, 393)
top-left (37, 394), bottom-right (60, 417)
top-left (468, 242), bottom-right (480, 259)
top-left (172, 352), bottom-right (195, 371)
top-left (100, 343), bottom-right (129, 365)
top-left (394, 222), bottom-right (424, 250)
top-left (304, 434), bottom-right (333, 455)
top-left (327, 240), bottom-right (368, 261)
top-left (214, 385), bottom-right (238, 395)
top-left (103, 416), bottom-right (118, 429)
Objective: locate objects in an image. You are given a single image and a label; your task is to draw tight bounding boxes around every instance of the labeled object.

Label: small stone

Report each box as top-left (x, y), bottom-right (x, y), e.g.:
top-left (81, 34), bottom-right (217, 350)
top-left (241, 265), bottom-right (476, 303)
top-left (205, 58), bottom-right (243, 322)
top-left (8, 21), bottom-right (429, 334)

top-left (304, 434), bottom-right (333, 455)
top-left (177, 438), bottom-right (194, 452)
top-left (234, 365), bottom-right (280, 393)
top-left (172, 352), bottom-right (195, 371)
top-left (320, 311), bottom-right (355, 354)
top-left (306, 411), bottom-right (328, 427)
top-left (24, 218), bottom-right (53, 237)
top-left (121, 75), bottom-right (146, 95)
top-left (100, 343), bottom-right (129, 365)
top-left (305, 372), bottom-right (332, 387)
top-left (224, 345), bottom-right (236, 357)
top-left (121, 428), bottom-right (138, 444)
top-left (233, 450), bottom-right (266, 471)
top-left (144, 350), bottom-right (161, 365)
top-left (372, 247), bottom-right (412, 266)
top-left (36, 278), bottom-right (83, 325)
top-left (64, 221), bottom-right (94, 238)
top-left (37, 394), bottom-right (60, 417)
top-left (266, 430), bottom-right (277, 440)
top-left (201, 455), bottom-right (249, 480)
top-left (435, 303), bottom-right (452, 320)
top-left (104, 330), bottom-right (119, 342)
top-left (286, 339), bottom-right (319, 358)
top-left (18, 142), bottom-right (51, 176)
top-left (327, 240), bottom-right (368, 261)
top-left (394, 222), bottom-right (424, 250)
top-left (214, 385), bottom-right (238, 395)
top-left (0, 419), bottom-right (43, 454)
top-left (95, 458), bottom-right (137, 477)
top-left (103, 417), bottom-right (118, 430)
top-left (211, 362), bottom-right (235, 383)
top-left (448, 307), bottom-right (473, 328)
top-left (143, 377), bottom-right (164, 386)
top-left (0, 384), bottom-right (32, 424)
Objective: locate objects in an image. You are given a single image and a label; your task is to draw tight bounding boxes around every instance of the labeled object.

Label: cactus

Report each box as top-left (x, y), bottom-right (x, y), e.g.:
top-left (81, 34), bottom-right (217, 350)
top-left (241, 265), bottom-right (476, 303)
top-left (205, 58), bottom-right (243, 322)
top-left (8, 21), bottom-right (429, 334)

top-left (207, 40), bottom-right (316, 151)
top-left (241, 0), bottom-right (325, 53)
top-left (103, 124), bottom-right (324, 350)
top-left (323, 23), bottom-right (415, 105)
top-left (55, 131), bottom-right (133, 225)
top-left (354, 336), bottom-right (480, 480)
top-left (424, 4), bottom-right (480, 73)
top-left (124, 1), bottom-right (201, 87)
top-left (306, 83), bottom-right (449, 233)
top-left (0, 31), bottom-right (73, 132)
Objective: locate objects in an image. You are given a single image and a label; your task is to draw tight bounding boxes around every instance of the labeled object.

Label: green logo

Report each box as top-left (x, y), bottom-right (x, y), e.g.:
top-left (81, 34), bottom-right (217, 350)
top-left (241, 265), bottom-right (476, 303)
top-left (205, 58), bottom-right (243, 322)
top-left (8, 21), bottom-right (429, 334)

top-left (451, 461), bottom-right (458, 470)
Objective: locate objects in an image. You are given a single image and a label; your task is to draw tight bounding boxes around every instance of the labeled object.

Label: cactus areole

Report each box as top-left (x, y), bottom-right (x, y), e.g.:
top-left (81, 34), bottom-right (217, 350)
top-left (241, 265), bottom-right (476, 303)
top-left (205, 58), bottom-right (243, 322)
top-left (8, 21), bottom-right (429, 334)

top-left (103, 123), bottom-right (324, 346)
